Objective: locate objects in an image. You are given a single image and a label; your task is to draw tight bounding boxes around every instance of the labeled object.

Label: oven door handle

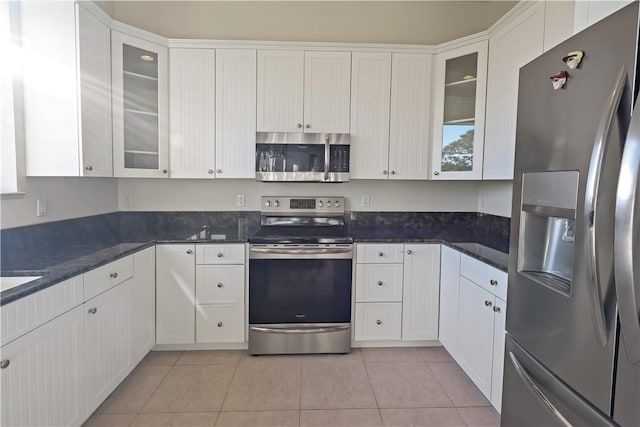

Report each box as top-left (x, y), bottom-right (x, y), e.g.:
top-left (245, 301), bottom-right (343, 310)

top-left (250, 325), bottom-right (350, 335)
top-left (249, 247), bottom-right (353, 259)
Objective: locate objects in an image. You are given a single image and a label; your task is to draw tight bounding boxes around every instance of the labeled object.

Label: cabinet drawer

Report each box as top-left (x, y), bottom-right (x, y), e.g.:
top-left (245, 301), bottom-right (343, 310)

top-left (356, 244), bottom-right (404, 264)
top-left (196, 244), bottom-right (245, 264)
top-left (354, 302), bottom-right (402, 341)
top-left (355, 264), bottom-right (403, 302)
top-left (195, 265), bottom-right (244, 305)
top-left (84, 255), bottom-right (134, 300)
top-left (196, 304), bottom-right (244, 343)
top-left (460, 254), bottom-right (508, 300)
top-left (1, 276), bottom-right (84, 347)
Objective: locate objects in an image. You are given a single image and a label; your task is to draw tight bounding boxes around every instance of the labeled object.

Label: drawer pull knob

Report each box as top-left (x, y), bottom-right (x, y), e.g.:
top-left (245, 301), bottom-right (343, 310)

top-left (378, 252), bottom-right (383, 257)
top-left (217, 322), bottom-right (223, 327)
top-left (490, 279), bottom-right (498, 286)
top-left (217, 252), bottom-right (223, 258)
top-left (88, 307), bottom-right (98, 314)
top-left (376, 320), bottom-right (382, 325)
top-left (377, 281), bottom-right (383, 286)
top-left (0, 360), bottom-right (10, 369)
top-left (217, 283), bottom-right (223, 288)
top-left (85, 165), bottom-right (93, 171)
top-left (186, 250), bottom-right (193, 254)
top-left (484, 300), bottom-right (493, 307)
top-left (407, 250), bottom-right (413, 255)
top-left (110, 272), bottom-right (118, 279)
top-left (493, 306), bottom-right (501, 313)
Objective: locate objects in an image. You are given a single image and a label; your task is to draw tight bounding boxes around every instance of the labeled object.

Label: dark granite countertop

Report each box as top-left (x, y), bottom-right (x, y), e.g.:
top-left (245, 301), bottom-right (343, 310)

top-left (1, 215), bottom-right (509, 305)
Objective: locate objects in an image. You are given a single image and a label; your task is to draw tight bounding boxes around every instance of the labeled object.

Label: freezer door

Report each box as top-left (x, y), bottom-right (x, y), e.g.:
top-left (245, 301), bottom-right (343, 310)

top-left (501, 334), bottom-right (615, 427)
top-left (507, 2), bottom-right (639, 413)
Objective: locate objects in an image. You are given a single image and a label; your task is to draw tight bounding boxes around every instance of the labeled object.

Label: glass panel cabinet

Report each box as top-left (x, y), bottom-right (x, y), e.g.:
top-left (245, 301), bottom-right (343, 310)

top-left (112, 31), bottom-right (169, 178)
top-left (432, 41), bottom-right (488, 180)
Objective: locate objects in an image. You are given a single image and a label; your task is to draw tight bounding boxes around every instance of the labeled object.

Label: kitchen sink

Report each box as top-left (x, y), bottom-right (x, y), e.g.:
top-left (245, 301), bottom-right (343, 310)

top-left (1, 276), bottom-right (42, 292)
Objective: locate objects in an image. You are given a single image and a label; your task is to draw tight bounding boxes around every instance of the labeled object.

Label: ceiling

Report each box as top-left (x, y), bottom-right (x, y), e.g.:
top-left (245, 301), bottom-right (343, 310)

top-left (102, 1), bottom-right (518, 45)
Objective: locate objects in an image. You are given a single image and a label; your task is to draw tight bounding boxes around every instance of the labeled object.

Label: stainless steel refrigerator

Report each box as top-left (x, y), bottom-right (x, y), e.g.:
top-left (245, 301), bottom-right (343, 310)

top-left (503, 2), bottom-right (640, 426)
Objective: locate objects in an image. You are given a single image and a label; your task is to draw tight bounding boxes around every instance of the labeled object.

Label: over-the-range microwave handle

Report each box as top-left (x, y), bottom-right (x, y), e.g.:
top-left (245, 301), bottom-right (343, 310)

top-left (585, 67), bottom-right (629, 347)
top-left (614, 89), bottom-right (640, 364)
top-left (324, 133), bottom-right (330, 181)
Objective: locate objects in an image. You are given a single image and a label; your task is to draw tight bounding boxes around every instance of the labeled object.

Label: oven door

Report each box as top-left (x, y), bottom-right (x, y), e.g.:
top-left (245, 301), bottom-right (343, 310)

top-left (248, 245), bottom-right (353, 324)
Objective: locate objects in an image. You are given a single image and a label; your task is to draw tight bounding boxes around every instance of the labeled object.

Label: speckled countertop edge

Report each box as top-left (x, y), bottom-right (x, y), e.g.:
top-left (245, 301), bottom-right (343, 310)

top-left (1, 237), bottom-right (508, 306)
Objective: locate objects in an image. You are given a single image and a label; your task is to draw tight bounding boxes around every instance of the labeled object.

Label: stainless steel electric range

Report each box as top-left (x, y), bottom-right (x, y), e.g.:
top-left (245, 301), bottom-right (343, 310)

top-left (248, 196), bottom-right (353, 355)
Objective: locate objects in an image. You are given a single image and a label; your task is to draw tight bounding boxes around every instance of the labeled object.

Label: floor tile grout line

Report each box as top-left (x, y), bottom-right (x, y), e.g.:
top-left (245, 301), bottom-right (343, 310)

top-left (135, 362), bottom-right (177, 415)
top-left (361, 356), bottom-right (385, 425)
top-left (216, 355), bottom-right (243, 413)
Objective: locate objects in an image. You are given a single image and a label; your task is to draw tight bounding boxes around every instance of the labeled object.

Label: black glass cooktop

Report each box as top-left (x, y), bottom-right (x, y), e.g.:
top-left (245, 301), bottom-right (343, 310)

top-left (249, 226), bottom-right (353, 245)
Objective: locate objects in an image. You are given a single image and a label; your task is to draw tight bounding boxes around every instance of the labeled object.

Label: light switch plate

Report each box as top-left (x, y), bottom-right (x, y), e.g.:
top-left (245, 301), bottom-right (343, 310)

top-left (360, 195), bottom-right (370, 207)
top-left (236, 193), bottom-right (245, 207)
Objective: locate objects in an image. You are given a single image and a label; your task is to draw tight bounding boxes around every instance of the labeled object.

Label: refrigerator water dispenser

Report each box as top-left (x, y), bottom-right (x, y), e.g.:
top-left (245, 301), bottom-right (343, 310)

top-left (517, 171), bottom-right (580, 295)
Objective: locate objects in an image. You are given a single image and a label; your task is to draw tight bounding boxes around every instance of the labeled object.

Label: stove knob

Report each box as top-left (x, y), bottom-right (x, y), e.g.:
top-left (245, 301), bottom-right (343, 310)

top-left (334, 200), bottom-right (340, 207)
top-left (274, 200), bottom-right (280, 207)
top-left (326, 201), bottom-right (332, 207)
top-left (318, 200), bottom-right (324, 207)
top-left (265, 200), bottom-right (271, 207)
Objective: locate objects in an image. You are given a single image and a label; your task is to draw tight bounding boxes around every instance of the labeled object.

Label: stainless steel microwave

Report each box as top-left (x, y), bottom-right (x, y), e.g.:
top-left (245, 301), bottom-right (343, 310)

top-left (255, 132), bottom-right (350, 182)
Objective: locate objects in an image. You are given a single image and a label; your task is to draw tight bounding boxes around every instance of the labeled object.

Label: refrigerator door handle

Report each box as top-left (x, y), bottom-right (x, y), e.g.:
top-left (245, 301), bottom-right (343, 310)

top-left (508, 352), bottom-right (572, 427)
top-left (585, 67), bottom-right (628, 347)
top-left (614, 91), bottom-right (640, 364)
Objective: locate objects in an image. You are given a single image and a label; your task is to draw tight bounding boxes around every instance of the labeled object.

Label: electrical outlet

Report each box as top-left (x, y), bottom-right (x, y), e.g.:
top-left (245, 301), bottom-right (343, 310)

top-left (36, 198), bottom-right (47, 217)
top-left (360, 195), bottom-right (370, 207)
top-left (236, 193), bottom-right (245, 207)
top-left (124, 194), bottom-right (134, 208)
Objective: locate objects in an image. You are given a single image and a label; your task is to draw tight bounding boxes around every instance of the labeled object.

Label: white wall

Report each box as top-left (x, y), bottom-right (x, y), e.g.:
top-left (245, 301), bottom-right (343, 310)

top-left (117, 179), bottom-right (481, 213)
top-left (478, 181), bottom-right (513, 217)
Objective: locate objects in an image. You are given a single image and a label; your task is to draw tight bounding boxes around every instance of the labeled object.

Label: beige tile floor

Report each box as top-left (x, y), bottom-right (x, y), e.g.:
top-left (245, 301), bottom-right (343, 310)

top-left (84, 347), bottom-right (500, 427)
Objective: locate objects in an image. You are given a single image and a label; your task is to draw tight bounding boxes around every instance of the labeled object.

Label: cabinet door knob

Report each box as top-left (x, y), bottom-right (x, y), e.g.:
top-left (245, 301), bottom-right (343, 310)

top-left (484, 300), bottom-right (493, 307)
top-left (85, 165), bottom-right (93, 171)
top-left (208, 169), bottom-right (214, 174)
top-left (434, 171), bottom-right (440, 176)
top-left (162, 169), bottom-right (168, 174)
top-left (493, 306), bottom-right (501, 313)
top-left (110, 272), bottom-right (118, 279)
top-left (217, 282), bottom-right (223, 288)
top-left (88, 307), bottom-right (98, 314)
top-left (0, 360), bottom-right (10, 369)
top-left (186, 250), bottom-right (193, 254)
top-left (376, 320), bottom-right (382, 325)
top-left (391, 170), bottom-right (396, 175)
top-left (217, 322), bottom-right (223, 327)
top-left (305, 124), bottom-right (310, 129)
top-left (383, 170), bottom-right (388, 175)
top-left (217, 252), bottom-right (223, 258)
top-left (407, 250), bottom-right (413, 255)
top-left (297, 123), bottom-right (302, 128)
top-left (378, 252), bottom-right (384, 257)
top-left (490, 279), bottom-right (498, 286)
top-left (216, 169), bottom-right (222, 174)
top-left (377, 281), bottom-right (383, 286)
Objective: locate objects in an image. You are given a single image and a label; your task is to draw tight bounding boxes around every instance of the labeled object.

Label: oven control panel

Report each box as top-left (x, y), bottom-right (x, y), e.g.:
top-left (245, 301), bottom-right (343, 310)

top-left (261, 196), bottom-right (344, 214)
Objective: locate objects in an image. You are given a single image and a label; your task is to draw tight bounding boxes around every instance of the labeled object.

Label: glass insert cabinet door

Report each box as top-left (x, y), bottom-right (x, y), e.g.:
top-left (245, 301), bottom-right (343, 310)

top-left (432, 40), bottom-right (488, 180)
top-left (112, 31), bottom-right (169, 178)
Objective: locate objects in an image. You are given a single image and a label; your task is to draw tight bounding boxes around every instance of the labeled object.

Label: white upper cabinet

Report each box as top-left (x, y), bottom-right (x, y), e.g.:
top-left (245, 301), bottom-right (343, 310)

top-left (350, 52), bottom-right (431, 180)
top-left (112, 31), bottom-right (169, 178)
top-left (389, 53), bottom-right (432, 180)
top-left (350, 52), bottom-right (392, 179)
top-left (432, 41), bottom-right (488, 180)
top-left (574, 0), bottom-right (633, 33)
top-left (483, 2), bottom-right (544, 180)
top-left (257, 50), bottom-right (351, 133)
top-left (543, 0), bottom-right (575, 51)
top-left (21, 2), bottom-right (112, 177)
top-left (215, 49), bottom-right (257, 178)
top-left (303, 51), bottom-right (351, 133)
top-left (169, 48), bottom-right (216, 179)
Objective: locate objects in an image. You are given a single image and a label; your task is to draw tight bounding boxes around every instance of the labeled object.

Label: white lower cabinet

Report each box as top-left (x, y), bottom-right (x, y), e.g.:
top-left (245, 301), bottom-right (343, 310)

top-left (438, 246), bottom-right (508, 413)
top-left (156, 244), bottom-right (246, 346)
top-left (156, 244), bottom-right (196, 344)
top-left (355, 302), bottom-right (402, 341)
top-left (84, 279), bottom-right (131, 415)
top-left (0, 305), bottom-right (87, 427)
top-left (354, 243), bottom-right (440, 344)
